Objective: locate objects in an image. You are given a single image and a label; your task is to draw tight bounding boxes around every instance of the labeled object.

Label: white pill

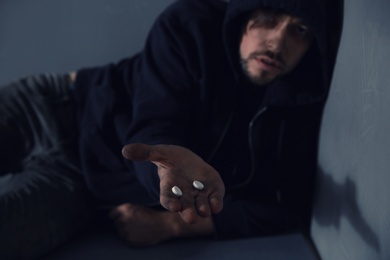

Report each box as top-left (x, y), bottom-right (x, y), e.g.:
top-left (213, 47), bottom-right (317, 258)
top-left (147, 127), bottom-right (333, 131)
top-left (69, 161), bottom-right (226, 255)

top-left (193, 180), bottom-right (204, 190)
top-left (171, 186), bottom-right (183, 197)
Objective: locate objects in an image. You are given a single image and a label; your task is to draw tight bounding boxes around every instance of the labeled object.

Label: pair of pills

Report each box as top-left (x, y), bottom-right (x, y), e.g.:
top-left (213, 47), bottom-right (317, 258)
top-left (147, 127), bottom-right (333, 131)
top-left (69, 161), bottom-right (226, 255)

top-left (171, 181), bottom-right (204, 197)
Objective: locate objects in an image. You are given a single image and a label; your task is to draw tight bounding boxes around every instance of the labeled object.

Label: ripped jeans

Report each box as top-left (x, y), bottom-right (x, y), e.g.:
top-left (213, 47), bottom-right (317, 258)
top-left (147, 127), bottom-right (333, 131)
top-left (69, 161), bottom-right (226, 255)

top-left (0, 74), bottom-right (90, 259)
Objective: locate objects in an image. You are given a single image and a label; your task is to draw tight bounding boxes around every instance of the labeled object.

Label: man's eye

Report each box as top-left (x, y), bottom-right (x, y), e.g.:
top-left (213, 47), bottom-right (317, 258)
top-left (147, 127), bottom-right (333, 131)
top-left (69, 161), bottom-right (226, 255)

top-left (293, 25), bottom-right (311, 36)
top-left (295, 25), bottom-right (308, 35)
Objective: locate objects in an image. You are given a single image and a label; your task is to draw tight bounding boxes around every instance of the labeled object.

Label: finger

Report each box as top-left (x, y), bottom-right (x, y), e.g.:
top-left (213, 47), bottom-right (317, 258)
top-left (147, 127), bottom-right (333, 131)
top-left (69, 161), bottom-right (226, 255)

top-left (109, 203), bottom-right (135, 220)
top-left (160, 189), bottom-right (182, 212)
top-left (159, 172), bottom-right (187, 212)
top-left (195, 193), bottom-right (212, 217)
top-left (209, 193), bottom-right (224, 214)
top-left (179, 193), bottom-right (200, 224)
top-left (179, 206), bottom-right (198, 224)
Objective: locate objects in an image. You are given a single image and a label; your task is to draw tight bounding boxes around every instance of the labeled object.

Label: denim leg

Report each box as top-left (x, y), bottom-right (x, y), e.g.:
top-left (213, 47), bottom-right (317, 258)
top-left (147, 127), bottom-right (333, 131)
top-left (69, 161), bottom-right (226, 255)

top-left (0, 74), bottom-right (90, 259)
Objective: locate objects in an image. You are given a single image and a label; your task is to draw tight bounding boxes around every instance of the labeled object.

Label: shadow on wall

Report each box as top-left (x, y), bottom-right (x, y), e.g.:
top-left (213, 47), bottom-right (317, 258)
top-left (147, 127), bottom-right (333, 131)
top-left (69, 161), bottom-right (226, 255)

top-left (313, 167), bottom-right (380, 254)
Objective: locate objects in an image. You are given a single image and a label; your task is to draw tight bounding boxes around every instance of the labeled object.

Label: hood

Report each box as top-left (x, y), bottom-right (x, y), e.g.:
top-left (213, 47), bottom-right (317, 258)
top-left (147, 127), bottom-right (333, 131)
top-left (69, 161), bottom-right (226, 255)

top-left (223, 0), bottom-right (329, 107)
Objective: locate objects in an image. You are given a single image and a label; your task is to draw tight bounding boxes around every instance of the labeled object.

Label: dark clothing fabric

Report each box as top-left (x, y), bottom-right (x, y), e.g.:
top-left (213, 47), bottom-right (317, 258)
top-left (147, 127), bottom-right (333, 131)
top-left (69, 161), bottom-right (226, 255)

top-left (73, 0), bottom-right (329, 238)
top-left (0, 74), bottom-right (90, 259)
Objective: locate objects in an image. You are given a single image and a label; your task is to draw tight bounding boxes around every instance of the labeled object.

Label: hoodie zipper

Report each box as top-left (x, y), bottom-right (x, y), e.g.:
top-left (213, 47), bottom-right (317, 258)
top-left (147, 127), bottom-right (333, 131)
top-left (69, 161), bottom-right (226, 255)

top-left (207, 109), bottom-right (235, 163)
top-left (230, 105), bottom-right (283, 203)
top-left (227, 106), bottom-right (267, 190)
top-left (207, 103), bottom-right (283, 203)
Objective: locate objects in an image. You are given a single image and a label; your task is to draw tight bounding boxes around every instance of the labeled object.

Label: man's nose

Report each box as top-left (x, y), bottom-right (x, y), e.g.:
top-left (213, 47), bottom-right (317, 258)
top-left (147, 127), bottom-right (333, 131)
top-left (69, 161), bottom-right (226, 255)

top-left (266, 25), bottom-right (288, 54)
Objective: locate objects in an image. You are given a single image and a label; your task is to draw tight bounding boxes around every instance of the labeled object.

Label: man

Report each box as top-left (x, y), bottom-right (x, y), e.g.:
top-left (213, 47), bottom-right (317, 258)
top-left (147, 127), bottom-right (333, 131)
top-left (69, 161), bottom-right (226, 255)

top-left (0, 0), bottom-right (329, 258)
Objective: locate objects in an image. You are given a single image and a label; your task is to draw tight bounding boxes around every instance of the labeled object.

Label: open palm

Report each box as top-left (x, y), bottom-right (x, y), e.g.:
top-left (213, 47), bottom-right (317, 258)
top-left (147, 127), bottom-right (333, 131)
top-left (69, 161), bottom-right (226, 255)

top-left (122, 143), bottom-right (225, 224)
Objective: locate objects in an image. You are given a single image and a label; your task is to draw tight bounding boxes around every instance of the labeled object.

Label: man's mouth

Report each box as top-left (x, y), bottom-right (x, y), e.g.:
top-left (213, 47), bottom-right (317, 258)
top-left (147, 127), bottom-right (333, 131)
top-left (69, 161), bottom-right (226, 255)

top-left (255, 57), bottom-right (282, 72)
top-left (260, 57), bottom-right (282, 69)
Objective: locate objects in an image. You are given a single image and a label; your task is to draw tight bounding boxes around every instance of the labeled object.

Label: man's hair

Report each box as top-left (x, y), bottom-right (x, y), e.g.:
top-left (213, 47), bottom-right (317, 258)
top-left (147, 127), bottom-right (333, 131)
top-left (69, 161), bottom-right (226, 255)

top-left (242, 7), bottom-right (290, 35)
top-left (252, 8), bottom-right (290, 26)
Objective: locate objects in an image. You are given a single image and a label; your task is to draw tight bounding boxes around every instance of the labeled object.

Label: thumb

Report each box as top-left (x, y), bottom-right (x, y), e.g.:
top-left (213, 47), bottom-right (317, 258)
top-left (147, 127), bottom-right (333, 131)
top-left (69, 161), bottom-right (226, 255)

top-left (122, 143), bottom-right (154, 162)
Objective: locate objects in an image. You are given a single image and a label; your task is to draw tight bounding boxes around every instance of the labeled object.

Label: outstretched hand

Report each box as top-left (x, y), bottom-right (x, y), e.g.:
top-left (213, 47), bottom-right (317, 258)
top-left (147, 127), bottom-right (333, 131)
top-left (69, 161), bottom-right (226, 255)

top-left (122, 143), bottom-right (225, 224)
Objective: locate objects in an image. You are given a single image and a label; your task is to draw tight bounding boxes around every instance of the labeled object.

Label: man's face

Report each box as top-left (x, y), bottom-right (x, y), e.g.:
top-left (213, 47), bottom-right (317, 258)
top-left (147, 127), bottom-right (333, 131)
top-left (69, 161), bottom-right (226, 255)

top-left (240, 9), bottom-right (313, 86)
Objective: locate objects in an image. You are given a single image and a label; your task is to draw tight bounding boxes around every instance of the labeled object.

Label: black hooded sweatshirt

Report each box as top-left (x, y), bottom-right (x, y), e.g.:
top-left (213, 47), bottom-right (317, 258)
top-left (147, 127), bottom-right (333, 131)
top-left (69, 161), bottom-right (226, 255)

top-left (72, 0), bottom-right (329, 238)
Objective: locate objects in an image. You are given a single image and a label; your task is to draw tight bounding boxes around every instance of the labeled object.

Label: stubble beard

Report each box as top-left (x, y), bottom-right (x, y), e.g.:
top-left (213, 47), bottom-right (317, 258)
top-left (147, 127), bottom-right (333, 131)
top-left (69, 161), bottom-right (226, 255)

top-left (240, 50), bottom-right (286, 86)
top-left (240, 57), bottom-right (270, 86)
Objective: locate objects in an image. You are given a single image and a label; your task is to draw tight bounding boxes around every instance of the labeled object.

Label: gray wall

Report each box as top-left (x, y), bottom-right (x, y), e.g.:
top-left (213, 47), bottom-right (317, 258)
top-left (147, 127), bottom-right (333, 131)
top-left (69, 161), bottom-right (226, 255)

top-left (311, 0), bottom-right (390, 259)
top-left (0, 0), bottom-right (175, 85)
